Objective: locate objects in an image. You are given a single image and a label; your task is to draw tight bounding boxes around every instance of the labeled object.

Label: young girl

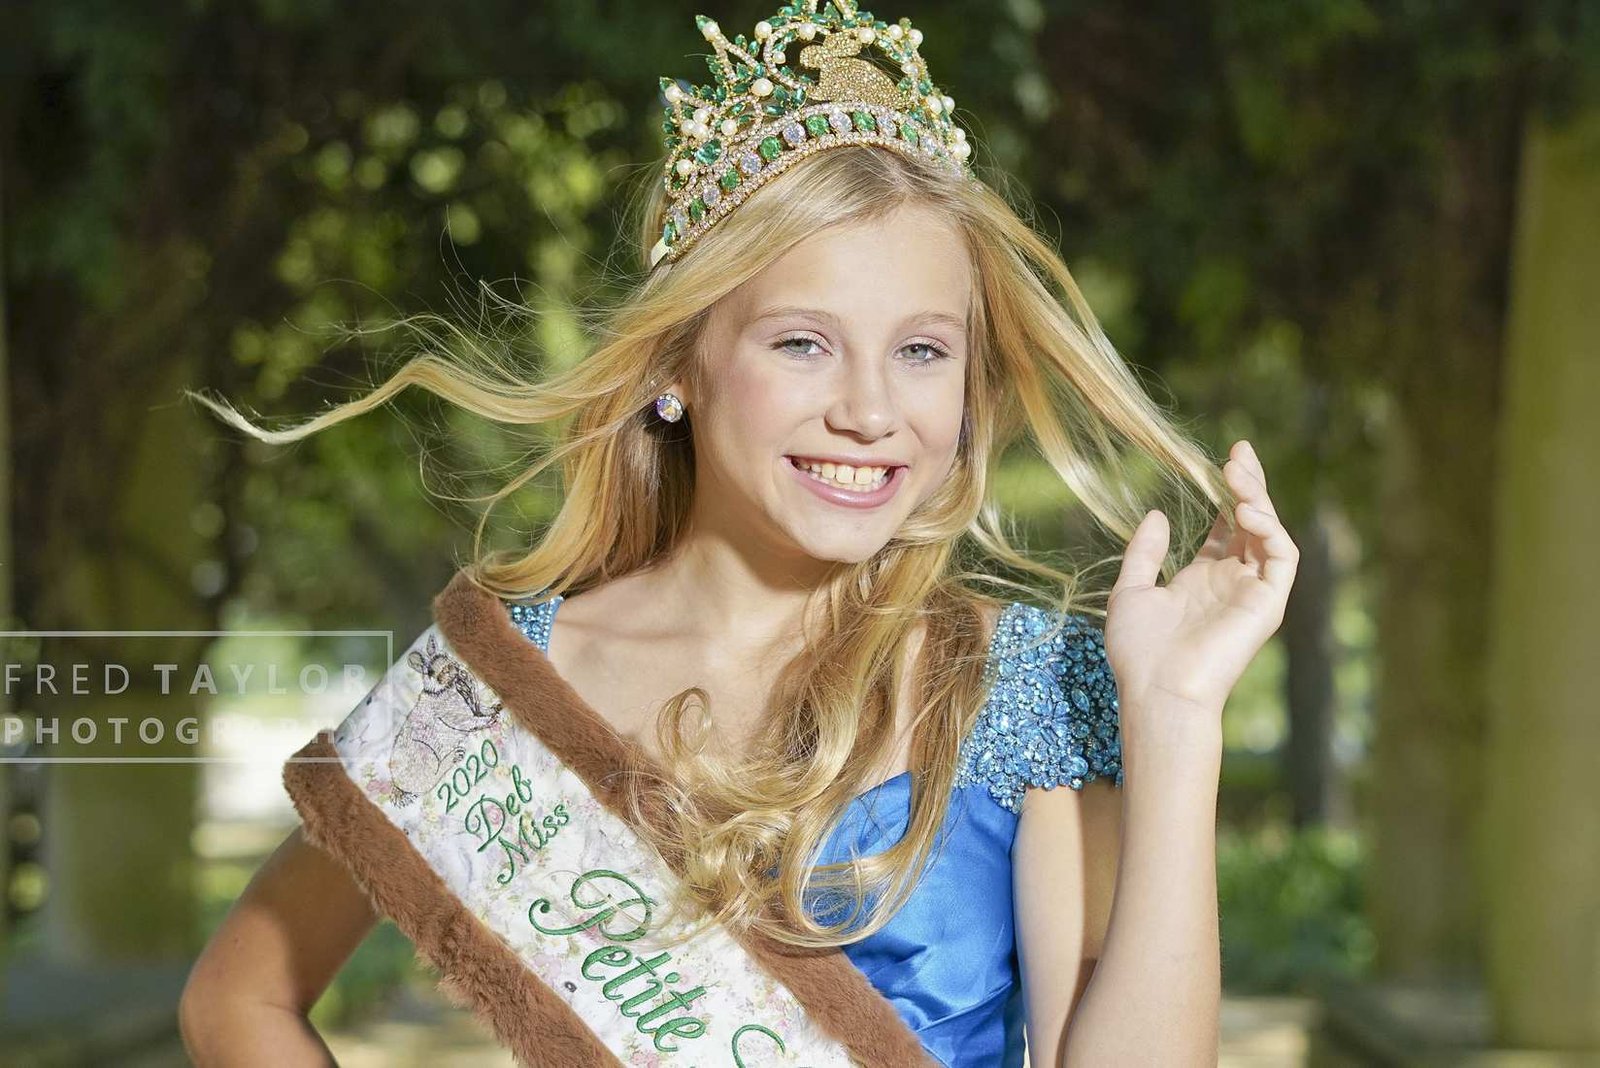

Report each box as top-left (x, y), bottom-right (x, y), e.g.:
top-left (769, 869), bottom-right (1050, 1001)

top-left (180, 2), bottom-right (1295, 1065)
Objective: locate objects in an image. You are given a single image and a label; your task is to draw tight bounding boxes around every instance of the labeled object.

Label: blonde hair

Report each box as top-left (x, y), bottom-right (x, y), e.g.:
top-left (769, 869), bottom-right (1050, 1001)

top-left (190, 143), bottom-right (1233, 949)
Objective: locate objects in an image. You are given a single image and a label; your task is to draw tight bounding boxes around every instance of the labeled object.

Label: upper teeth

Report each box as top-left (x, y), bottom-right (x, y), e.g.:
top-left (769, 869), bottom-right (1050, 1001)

top-left (794, 459), bottom-right (890, 485)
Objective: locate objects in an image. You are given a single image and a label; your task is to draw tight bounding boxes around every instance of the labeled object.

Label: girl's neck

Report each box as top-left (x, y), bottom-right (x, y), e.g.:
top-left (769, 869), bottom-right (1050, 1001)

top-left (619, 532), bottom-right (839, 657)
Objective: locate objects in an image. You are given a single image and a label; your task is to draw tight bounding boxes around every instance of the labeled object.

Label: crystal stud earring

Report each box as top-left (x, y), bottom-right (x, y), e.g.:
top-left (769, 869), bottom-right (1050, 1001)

top-left (654, 392), bottom-right (685, 423)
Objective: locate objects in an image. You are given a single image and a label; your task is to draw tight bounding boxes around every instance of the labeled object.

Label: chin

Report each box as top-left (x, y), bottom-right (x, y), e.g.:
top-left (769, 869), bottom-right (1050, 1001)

top-left (785, 527), bottom-right (896, 566)
top-left (816, 544), bottom-right (886, 565)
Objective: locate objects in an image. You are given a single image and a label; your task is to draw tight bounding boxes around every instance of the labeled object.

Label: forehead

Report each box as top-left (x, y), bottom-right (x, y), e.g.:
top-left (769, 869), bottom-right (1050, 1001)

top-left (721, 203), bottom-right (973, 328)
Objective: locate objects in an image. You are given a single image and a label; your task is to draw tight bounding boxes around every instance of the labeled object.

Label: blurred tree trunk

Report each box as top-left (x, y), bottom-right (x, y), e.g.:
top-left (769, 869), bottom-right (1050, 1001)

top-left (1368, 84), bottom-right (1523, 982)
top-left (13, 219), bottom-right (216, 962)
top-left (1282, 500), bottom-right (1336, 827)
top-left (37, 345), bottom-right (207, 962)
top-left (8, 9), bottom-right (270, 968)
top-left (1482, 102), bottom-right (1600, 1049)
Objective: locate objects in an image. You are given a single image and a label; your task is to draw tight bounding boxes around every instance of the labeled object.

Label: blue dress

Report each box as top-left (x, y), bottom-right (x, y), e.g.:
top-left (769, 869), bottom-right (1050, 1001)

top-left (506, 595), bottom-right (1124, 1068)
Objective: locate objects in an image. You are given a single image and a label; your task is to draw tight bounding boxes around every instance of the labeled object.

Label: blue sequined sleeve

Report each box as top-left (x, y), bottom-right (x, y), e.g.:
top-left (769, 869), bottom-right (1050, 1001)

top-left (954, 602), bottom-right (1125, 812)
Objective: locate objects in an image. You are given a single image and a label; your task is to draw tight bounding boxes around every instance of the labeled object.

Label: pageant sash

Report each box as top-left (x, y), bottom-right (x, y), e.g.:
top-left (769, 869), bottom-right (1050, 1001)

top-left (283, 569), bottom-right (934, 1068)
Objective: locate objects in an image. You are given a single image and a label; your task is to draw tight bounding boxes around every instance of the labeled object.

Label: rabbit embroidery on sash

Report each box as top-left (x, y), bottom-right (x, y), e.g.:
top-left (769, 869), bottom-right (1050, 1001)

top-left (388, 633), bottom-right (503, 805)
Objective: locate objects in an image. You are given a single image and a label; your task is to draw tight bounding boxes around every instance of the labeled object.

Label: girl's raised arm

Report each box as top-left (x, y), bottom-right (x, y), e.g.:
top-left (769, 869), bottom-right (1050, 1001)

top-left (1028, 439), bottom-right (1295, 1064)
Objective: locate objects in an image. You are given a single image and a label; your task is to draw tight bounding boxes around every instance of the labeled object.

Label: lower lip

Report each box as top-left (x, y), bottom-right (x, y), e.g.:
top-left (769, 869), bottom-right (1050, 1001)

top-left (784, 456), bottom-right (908, 509)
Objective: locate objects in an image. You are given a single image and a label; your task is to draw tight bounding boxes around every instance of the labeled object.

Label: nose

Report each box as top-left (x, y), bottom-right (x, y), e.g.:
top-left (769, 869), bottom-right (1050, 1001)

top-left (823, 351), bottom-right (899, 441)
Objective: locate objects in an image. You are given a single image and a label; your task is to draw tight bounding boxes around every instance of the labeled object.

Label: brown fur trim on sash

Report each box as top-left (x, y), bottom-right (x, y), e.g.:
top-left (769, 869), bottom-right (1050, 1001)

top-left (434, 567), bottom-right (936, 1068)
top-left (284, 731), bottom-right (619, 1067)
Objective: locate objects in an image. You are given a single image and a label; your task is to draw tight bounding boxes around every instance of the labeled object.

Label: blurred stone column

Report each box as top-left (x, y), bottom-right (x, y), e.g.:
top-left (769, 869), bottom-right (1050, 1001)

top-left (1481, 102), bottom-right (1600, 1050)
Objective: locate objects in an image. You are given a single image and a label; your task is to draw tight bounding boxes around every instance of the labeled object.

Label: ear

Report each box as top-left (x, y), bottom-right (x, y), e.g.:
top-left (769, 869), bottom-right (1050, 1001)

top-left (655, 379), bottom-right (690, 407)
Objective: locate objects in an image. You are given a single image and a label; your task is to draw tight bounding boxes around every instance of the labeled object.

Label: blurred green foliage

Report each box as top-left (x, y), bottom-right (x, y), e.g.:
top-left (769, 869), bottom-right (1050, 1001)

top-left (1218, 822), bottom-right (1375, 993)
top-left (6, 0), bottom-right (1594, 626)
top-left (304, 921), bottom-right (426, 1031)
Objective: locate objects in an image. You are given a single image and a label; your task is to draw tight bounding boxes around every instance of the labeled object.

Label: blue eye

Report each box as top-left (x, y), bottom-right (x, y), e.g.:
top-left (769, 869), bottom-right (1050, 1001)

top-left (774, 336), bottom-right (954, 363)
top-left (902, 341), bottom-right (953, 363)
top-left (776, 335), bottom-right (824, 358)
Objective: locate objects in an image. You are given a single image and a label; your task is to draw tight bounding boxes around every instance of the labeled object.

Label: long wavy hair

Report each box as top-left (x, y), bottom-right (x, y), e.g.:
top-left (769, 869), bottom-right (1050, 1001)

top-left (191, 142), bottom-right (1233, 949)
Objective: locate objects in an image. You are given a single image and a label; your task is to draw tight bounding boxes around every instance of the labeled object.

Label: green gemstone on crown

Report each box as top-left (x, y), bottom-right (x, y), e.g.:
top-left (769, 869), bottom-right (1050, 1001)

top-left (852, 110), bottom-right (875, 132)
top-left (805, 114), bottom-right (831, 137)
top-left (689, 197), bottom-right (705, 222)
top-left (693, 140), bottom-right (723, 165)
top-left (719, 168), bottom-right (741, 191)
top-left (758, 136), bottom-right (783, 161)
top-left (900, 121), bottom-right (918, 144)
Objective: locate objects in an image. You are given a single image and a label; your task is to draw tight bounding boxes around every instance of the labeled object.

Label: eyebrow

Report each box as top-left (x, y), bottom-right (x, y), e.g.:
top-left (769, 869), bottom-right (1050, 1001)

top-left (750, 304), bottom-right (968, 334)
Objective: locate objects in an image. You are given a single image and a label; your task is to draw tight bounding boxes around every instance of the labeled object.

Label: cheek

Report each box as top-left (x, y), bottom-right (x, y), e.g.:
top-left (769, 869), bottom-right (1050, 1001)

top-left (912, 377), bottom-right (967, 457)
top-left (724, 359), bottom-right (777, 414)
top-left (716, 356), bottom-right (806, 441)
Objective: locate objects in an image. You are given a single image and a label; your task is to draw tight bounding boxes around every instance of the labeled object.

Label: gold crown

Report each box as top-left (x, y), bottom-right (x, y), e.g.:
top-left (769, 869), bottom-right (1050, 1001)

top-left (651, 0), bottom-right (975, 269)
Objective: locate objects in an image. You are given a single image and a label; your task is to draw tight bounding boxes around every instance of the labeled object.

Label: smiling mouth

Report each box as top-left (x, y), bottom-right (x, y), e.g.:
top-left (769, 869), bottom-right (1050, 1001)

top-left (784, 455), bottom-right (903, 492)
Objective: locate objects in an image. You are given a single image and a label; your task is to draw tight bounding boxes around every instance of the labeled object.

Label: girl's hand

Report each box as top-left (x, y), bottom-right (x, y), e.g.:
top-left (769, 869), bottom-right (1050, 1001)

top-left (1105, 439), bottom-right (1299, 725)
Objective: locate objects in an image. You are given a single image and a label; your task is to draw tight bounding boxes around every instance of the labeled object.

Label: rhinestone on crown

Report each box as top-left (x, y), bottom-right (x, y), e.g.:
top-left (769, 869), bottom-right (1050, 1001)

top-left (651, 0), bottom-right (976, 270)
